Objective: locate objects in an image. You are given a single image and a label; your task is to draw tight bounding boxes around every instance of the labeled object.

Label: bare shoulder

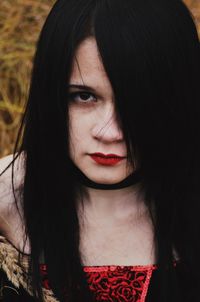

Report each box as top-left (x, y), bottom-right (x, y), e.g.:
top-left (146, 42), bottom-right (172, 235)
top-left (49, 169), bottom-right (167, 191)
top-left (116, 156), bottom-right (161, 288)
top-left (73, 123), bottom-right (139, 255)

top-left (0, 153), bottom-right (25, 209)
top-left (0, 153), bottom-right (30, 253)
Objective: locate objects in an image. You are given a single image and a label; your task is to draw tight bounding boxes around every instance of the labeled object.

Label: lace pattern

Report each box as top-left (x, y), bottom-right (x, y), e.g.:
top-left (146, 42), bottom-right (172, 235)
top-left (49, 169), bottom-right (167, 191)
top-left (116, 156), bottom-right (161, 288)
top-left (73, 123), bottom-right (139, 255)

top-left (40, 264), bottom-right (157, 302)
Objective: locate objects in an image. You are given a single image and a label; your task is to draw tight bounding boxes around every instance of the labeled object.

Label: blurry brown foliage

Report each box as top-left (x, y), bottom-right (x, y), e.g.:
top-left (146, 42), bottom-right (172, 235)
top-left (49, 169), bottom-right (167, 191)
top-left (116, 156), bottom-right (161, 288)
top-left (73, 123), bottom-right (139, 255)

top-left (0, 0), bottom-right (55, 158)
top-left (184, 0), bottom-right (200, 36)
top-left (0, 0), bottom-right (200, 158)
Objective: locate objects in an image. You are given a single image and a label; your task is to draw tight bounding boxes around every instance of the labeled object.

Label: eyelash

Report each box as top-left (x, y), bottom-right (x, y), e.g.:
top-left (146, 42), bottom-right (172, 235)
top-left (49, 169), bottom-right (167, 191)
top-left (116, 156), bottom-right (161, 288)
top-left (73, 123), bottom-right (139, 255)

top-left (68, 91), bottom-right (97, 104)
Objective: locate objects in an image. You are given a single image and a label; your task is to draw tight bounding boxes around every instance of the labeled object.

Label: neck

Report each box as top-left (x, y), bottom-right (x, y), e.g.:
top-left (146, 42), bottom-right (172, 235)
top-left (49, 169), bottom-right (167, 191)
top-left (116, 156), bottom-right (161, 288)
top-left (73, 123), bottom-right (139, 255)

top-left (70, 161), bottom-right (147, 224)
top-left (77, 184), bottom-right (147, 226)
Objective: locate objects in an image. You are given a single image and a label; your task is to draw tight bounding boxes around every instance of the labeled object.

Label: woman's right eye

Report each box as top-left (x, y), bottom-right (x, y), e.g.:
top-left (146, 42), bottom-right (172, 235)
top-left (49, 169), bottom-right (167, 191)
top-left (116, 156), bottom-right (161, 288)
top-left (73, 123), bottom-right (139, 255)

top-left (68, 91), bottom-right (97, 104)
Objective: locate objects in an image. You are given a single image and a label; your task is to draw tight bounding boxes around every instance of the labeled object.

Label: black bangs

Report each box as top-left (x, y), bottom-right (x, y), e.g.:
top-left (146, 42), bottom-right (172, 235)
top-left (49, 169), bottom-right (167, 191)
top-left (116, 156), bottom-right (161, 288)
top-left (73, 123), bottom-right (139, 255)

top-left (93, 0), bottom-right (200, 181)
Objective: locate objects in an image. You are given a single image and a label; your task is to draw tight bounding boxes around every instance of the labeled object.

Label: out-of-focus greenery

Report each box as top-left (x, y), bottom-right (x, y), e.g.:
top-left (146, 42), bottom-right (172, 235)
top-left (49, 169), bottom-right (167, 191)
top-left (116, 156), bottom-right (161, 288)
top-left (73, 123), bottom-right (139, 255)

top-left (0, 0), bottom-right (200, 158)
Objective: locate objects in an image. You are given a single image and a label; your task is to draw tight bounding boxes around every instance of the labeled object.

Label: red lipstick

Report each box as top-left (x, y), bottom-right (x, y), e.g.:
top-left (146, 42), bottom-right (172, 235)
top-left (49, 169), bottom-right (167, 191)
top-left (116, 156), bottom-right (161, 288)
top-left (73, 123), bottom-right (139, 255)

top-left (89, 153), bottom-right (125, 166)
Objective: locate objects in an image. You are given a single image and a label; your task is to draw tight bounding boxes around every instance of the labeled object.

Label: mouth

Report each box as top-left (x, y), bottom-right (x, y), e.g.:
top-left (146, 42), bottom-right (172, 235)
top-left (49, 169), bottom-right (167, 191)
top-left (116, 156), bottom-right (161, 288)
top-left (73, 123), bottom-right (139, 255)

top-left (89, 153), bottom-right (126, 166)
top-left (90, 152), bottom-right (126, 158)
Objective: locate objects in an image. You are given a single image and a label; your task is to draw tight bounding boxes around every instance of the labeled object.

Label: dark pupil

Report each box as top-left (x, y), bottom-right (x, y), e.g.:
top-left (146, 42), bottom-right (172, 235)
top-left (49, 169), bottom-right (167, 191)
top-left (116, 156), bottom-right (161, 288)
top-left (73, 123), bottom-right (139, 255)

top-left (81, 93), bottom-right (90, 100)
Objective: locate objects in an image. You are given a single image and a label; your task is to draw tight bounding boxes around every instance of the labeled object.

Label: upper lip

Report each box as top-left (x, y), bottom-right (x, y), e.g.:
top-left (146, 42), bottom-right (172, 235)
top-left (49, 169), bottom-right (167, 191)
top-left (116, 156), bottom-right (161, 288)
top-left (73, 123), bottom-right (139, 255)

top-left (90, 152), bottom-right (126, 158)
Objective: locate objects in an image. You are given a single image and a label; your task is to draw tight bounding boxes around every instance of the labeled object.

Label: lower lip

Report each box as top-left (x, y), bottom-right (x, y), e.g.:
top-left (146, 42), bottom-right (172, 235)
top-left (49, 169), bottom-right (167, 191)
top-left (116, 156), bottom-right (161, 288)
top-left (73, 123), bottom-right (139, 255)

top-left (90, 155), bottom-right (124, 166)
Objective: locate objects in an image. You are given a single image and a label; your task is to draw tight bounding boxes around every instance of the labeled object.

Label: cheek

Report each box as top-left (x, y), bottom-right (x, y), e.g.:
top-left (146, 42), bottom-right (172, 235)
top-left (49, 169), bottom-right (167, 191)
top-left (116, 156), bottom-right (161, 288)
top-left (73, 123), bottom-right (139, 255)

top-left (68, 109), bottom-right (90, 156)
top-left (70, 117), bottom-right (88, 139)
top-left (69, 107), bottom-right (95, 137)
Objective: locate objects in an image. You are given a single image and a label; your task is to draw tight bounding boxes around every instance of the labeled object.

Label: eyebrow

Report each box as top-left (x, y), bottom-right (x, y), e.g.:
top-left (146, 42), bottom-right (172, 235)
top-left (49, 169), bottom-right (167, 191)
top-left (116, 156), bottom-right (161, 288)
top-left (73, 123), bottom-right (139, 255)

top-left (67, 84), bottom-right (96, 92)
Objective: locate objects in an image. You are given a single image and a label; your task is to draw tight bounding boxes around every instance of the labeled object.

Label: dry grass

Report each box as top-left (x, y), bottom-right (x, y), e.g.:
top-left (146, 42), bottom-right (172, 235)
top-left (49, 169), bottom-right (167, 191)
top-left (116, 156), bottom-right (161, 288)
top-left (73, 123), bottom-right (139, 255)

top-left (185, 0), bottom-right (200, 36)
top-left (0, 0), bottom-right (55, 157)
top-left (0, 0), bottom-right (200, 158)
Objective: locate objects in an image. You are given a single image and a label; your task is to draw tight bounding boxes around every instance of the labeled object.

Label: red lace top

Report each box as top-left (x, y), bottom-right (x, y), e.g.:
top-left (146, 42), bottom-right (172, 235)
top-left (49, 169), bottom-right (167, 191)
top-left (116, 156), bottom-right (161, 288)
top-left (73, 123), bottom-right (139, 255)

top-left (83, 265), bottom-right (157, 302)
top-left (40, 263), bottom-right (159, 302)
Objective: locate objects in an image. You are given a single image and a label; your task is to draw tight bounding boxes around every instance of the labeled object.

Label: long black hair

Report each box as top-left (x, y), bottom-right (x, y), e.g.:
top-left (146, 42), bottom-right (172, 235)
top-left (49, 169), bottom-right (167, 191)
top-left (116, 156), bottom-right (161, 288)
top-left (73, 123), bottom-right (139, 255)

top-left (1, 0), bottom-right (200, 301)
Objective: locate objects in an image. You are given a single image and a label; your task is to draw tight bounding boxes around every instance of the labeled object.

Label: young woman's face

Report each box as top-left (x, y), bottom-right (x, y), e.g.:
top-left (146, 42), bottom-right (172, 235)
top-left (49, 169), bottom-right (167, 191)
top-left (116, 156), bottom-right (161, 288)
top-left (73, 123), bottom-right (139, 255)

top-left (68, 37), bottom-right (133, 184)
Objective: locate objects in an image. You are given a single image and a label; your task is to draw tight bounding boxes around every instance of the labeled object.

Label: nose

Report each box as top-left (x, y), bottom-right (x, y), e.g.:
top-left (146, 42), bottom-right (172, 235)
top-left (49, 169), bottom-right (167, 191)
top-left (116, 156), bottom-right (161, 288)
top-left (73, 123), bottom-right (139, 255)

top-left (91, 106), bottom-right (124, 143)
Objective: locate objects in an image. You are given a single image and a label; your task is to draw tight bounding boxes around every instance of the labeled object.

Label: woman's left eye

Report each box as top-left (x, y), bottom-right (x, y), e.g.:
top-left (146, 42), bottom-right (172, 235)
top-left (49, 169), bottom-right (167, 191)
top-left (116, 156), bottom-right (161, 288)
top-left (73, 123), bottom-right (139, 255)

top-left (68, 92), bottom-right (97, 103)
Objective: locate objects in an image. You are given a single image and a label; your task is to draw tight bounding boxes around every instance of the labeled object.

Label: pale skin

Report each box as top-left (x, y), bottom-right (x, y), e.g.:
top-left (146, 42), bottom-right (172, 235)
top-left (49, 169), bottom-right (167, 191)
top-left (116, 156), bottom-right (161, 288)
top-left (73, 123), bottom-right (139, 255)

top-left (0, 37), bottom-right (156, 265)
top-left (68, 37), bottom-right (156, 266)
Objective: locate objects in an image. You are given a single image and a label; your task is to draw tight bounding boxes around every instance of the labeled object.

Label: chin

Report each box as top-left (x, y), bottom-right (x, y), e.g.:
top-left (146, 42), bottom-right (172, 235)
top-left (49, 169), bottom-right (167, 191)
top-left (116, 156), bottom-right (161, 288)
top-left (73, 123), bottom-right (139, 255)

top-left (88, 174), bottom-right (126, 184)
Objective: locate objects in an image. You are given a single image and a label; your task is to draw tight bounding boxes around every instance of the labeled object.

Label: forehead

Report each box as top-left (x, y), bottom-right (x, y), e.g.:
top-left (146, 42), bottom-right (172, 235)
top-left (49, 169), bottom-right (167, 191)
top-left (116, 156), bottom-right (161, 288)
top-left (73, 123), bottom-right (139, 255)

top-left (69, 37), bottom-right (113, 94)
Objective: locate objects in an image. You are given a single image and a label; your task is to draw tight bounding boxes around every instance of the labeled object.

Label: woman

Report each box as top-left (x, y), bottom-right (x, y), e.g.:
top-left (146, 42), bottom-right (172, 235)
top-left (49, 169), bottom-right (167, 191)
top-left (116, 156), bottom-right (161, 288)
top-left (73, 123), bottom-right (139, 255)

top-left (0, 0), bottom-right (200, 301)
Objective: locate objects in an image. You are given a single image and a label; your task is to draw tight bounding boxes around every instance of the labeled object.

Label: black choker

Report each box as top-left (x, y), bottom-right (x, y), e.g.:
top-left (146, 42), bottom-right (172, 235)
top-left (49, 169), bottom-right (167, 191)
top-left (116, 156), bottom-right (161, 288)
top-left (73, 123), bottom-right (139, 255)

top-left (70, 162), bottom-right (142, 190)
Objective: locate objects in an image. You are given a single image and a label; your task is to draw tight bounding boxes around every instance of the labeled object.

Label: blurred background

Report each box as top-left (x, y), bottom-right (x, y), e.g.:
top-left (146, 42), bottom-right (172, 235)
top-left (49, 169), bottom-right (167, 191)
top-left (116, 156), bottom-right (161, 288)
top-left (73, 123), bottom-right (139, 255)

top-left (0, 0), bottom-right (200, 158)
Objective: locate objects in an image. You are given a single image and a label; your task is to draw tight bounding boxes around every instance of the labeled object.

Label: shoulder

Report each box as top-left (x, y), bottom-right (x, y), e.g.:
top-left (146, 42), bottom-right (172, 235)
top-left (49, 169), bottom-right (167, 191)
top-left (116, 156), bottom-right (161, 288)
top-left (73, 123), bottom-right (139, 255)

top-left (0, 152), bottom-right (25, 196)
top-left (0, 153), bottom-right (25, 225)
top-left (0, 152), bottom-right (25, 174)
